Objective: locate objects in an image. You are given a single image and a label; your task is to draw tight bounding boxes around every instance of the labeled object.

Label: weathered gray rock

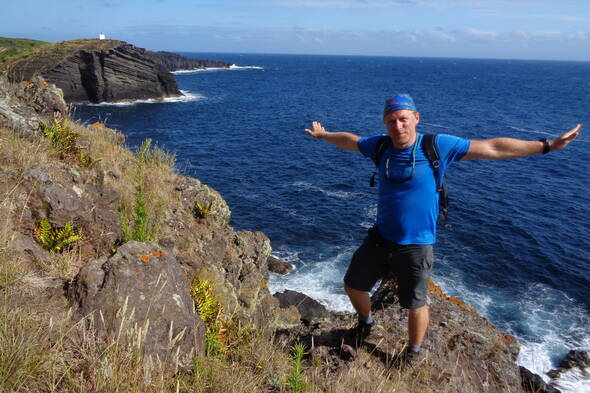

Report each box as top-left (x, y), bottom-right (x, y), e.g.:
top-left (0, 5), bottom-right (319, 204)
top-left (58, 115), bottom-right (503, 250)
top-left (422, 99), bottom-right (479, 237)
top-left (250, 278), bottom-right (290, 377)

top-left (70, 241), bottom-right (205, 368)
top-left (274, 289), bottom-right (329, 323)
top-left (268, 255), bottom-right (294, 275)
top-left (548, 349), bottom-right (590, 379)
top-left (558, 349), bottom-right (590, 371)
top-left (0, 76), bottom-right (66, 139)
top-left (21, 165), bottom-right (120, 255)
top-left (12, 232), bottom-right (51, 263)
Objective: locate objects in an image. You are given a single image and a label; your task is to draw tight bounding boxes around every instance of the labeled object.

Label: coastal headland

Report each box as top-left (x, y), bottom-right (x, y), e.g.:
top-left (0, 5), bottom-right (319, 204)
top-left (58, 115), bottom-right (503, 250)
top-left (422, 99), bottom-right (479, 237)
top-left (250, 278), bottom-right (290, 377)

top-left (0, 38), bottom-right (231, 104)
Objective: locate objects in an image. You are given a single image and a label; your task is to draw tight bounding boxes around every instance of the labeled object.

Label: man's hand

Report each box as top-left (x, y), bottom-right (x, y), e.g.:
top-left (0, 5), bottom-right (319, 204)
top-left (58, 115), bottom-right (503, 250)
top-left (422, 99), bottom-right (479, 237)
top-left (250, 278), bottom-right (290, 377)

top-left (304, 121), bottom-right (328, 139)
top-left (303, 121), bottom-right (361, 151)
top-left (550, 124), bottom-right (581, 152)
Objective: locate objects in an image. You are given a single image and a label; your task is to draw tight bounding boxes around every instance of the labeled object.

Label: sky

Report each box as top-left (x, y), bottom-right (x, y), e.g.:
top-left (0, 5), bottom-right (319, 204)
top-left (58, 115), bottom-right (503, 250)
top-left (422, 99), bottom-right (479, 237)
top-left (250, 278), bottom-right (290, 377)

top-left (1, 0), bottom-right (590, 61)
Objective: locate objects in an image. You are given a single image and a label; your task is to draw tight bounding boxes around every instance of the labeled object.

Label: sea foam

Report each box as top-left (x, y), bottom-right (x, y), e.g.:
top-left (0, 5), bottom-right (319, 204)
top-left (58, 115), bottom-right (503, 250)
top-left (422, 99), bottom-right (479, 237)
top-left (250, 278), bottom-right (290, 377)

top-left (84, 90), bottom-right (204, 106)
top-left (173, 64), bottom-right (263, 74)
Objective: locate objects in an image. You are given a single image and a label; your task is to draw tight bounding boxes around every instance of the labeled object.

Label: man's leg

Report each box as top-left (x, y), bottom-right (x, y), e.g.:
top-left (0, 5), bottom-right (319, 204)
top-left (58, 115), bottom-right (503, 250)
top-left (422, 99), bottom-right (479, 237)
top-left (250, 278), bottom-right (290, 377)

top-left (344, 283), bottom-right (371, 319)
top-left (408, 305), bottom-right (429, 346)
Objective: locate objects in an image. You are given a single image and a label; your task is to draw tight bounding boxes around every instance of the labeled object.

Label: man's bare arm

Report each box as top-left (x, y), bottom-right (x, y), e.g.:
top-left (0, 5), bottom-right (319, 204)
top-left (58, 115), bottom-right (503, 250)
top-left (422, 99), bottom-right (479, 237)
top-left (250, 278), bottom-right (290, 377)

top-left (463, 124), bottom-right (581, 160)
top-left (304, 121), bottom-right (361, 152)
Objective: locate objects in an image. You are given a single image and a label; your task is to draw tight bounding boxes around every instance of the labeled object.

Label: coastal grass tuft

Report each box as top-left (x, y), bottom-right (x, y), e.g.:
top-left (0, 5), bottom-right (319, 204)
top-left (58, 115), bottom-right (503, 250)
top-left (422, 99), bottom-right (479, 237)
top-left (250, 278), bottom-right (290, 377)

top-left (0, 126), bottom-right (52, 176)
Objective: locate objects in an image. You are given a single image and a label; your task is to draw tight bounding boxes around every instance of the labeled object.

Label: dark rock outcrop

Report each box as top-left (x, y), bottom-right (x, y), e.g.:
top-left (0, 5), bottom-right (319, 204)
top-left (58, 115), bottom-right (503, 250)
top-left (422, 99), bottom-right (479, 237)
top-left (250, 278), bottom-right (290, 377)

top-left (145, 50), bottom-right (231, 72)
top-left (274, 289), bottom-right (329, 323)
top-left (548, 349), bottom-right (590, 379)
top-left (4, 39), bottom-right (181, 103)
top-left (520, 366), bottom-right (562, 393)
top-left (70, 241), bottom-right (205, 368)
top-left (267, 255), bottom-right (294, 275)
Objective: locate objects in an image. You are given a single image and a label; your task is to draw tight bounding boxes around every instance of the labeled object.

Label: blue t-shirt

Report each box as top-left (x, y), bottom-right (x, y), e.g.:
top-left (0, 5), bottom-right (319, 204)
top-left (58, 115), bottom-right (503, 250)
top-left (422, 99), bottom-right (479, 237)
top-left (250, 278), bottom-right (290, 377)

top-left (358, 133), bottom-right (470, 245)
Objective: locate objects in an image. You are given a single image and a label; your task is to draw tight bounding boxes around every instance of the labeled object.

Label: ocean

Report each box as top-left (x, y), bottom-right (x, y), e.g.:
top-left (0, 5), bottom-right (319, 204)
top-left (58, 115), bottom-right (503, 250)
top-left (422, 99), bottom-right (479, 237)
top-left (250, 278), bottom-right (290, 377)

top-left (73, 53), bottom-right (590, 392)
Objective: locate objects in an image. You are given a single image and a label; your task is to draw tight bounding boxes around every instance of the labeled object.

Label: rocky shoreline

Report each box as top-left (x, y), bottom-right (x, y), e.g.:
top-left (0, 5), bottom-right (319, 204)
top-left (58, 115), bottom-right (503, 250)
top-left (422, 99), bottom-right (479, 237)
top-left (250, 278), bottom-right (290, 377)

top-left (0, 76), bottom-right (586, 392)
top-left (1, 39), bottom-right (231, 104)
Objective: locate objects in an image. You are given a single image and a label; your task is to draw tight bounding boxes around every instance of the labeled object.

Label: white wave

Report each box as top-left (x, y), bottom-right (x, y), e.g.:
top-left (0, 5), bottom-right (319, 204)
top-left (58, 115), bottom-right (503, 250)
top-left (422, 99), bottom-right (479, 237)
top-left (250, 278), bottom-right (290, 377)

top-left (422, 122), bottom-right (450, 129)
top-left (359, 205), bottom-right (378, 229)
top-left (84, 90), bottom-right (204, 106)
top-left (291, 181), bottom-right (365, 199)
top-left (434, 272), bottom-right (493, 314)
top-left (268, 247), bottom-right (355, 312)
top-left (513, 283), bottom-right (590, 393)
top-left (508, 126), bottom-right (590, 143)
top-left (555, 368), bottom-right (590, 393)
top-left (229, 64), bottom-right (264, 70)
top-left (172, 64), bottom-right (263, 74)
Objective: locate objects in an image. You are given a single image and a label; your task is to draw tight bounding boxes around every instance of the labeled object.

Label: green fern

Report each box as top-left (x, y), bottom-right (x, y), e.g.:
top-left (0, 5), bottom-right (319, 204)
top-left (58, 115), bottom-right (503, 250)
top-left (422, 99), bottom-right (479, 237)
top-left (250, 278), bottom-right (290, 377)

top-left (34, 218), bottom-right (82, 253)
top-left (38, 118), bottom-right (102, 168)
top-left (190, 278), bottom-right (228, 356)
top-left (76, 148), bottom-right (102, 169)
top-left (194, 200), bottom-right (214, 219)
top-left (38, 118), bottom-right (79, 156)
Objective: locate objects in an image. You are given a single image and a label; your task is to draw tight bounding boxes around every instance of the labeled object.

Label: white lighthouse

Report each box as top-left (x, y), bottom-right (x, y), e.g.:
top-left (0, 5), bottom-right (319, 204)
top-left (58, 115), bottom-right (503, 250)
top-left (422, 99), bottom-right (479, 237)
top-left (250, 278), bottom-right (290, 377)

top-left (99, 33), bottom-right (106, 40)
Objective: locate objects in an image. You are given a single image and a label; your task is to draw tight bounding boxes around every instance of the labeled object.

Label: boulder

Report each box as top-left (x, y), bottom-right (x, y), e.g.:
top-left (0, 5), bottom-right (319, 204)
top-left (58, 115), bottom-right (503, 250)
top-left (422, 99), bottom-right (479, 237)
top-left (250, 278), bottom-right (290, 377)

top-left (267, 255), bottom-right (294, 275)
top-left (70, 241), bottom-right (205, 368)
top-left (520, 366), bottom-right (562, 393)
top-left (274, 289), bottom-right (329, 323)
top-left (548, 349), bottom-right (590, 378)
top-left (0, 76), bottom-right (67, 139)
top-left (558, 349), bottom-right (590, 371)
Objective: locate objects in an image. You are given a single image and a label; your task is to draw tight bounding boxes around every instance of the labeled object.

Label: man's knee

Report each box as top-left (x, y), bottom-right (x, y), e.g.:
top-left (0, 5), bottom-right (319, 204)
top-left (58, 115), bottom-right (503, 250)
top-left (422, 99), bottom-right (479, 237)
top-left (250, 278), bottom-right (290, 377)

top-left (344, 282), bottom-right (367, 297)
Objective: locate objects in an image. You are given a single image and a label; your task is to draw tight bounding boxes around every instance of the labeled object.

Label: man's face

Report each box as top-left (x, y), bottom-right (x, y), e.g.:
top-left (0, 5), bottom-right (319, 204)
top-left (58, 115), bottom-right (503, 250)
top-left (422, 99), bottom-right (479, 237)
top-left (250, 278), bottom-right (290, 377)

top-left (383, 109), bottom-right (420, 148)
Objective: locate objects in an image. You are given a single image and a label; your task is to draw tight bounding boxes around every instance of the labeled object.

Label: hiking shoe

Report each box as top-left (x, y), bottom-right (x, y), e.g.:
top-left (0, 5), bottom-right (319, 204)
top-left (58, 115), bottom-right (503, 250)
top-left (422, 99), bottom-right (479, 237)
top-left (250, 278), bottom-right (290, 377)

top-left (351, 319), bottom-right (373, 346)
top-left (393, 348), bottom-right (423, 370)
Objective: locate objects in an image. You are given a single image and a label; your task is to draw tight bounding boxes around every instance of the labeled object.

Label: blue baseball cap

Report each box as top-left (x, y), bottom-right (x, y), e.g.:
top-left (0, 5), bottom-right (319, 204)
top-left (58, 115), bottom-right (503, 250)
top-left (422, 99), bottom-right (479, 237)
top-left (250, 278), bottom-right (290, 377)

top-left (383, 93), bottom-right (417, 117)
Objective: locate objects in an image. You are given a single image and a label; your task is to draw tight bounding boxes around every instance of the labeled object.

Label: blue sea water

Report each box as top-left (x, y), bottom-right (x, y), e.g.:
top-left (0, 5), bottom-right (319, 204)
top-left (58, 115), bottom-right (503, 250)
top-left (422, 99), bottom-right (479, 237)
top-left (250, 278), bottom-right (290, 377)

top-left (74, 54), bottom-right (590, 392)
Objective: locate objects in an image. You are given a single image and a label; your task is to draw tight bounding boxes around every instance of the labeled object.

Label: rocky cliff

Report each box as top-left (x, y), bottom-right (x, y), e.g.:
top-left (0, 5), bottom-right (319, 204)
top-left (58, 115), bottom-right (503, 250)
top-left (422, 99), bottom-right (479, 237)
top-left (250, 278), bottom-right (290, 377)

top-left (145, 50), bottom-right (232, 72)
top-left (0, 77), bottom-right (574, 392)
top-left (2, 39), bottom-right (181, 103)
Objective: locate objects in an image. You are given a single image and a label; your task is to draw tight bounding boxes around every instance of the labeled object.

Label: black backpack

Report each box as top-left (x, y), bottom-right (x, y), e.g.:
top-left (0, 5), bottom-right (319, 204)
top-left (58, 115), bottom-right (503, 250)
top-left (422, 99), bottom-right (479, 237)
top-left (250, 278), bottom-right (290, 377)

top-left (370, 134), bottom-right (448, 221)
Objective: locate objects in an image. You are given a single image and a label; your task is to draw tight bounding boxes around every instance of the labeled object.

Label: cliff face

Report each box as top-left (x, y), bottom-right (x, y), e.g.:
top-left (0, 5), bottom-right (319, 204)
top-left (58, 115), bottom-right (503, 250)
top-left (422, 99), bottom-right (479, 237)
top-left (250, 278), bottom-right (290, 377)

top-left (145, 50), bottom-right (232, 72)
top-left (3, 39), bottom-right (181, 104)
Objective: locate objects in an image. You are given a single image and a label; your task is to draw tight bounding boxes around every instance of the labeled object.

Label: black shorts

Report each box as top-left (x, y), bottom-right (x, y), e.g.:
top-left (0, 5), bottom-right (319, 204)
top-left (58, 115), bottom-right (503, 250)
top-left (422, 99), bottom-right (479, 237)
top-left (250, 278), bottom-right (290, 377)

top-left (344, 228), bottom-right (434, 309)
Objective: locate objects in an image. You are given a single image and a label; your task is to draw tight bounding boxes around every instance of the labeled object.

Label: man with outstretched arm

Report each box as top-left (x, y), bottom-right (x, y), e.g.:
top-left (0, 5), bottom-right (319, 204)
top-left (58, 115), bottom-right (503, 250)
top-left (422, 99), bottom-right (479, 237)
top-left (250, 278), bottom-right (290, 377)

top-left (304, 93), bottom-right (580, 367)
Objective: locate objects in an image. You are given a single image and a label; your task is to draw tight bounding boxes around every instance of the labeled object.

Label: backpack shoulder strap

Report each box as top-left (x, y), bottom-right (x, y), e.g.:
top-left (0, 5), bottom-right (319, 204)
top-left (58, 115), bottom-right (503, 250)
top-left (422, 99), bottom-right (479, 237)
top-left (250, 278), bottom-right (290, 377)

top-left (370, 136), bottom-right (391, 187)
top-left (421, 134), bottom-right (448, 220)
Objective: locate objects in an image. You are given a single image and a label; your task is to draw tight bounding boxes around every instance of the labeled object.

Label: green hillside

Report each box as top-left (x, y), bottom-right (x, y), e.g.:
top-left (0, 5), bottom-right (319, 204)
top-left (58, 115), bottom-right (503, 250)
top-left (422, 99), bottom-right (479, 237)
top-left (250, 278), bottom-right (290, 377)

top-left (0, 37), bottom-right (50, 61)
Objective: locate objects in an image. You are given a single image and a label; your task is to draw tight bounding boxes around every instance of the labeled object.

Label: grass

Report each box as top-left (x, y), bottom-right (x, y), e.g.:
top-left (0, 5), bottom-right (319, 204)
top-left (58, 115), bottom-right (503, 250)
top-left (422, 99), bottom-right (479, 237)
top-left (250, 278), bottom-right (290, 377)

top-left (1, 38), bottom-right (122, 79)
top-left (0, 37), bottom-right (49, 62)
